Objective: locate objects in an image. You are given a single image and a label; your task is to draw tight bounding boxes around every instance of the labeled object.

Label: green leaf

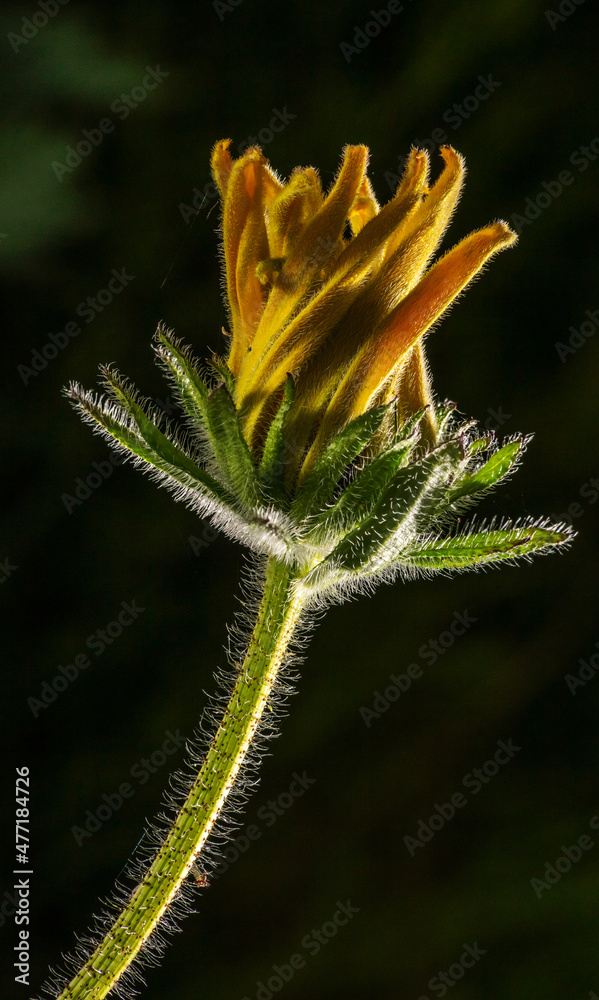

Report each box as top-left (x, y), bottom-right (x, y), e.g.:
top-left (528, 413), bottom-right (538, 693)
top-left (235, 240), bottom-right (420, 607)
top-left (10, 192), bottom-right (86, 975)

top-left (291, 403), bottom-right (390, 520)
top-left (156, 329), bottom-right (262, 509)
top-left (399, 520), bottom-right (573, 572)
top-left (258, 374), bottom-right (295, 504)
top-left (447, 438), bottom-right (526, 504)
top-left (387, 404), bottom-right (429, 447)
top-left (433, 401), bottom-right (458, 441)
top-left (101, 367), bottom-right (210, 478)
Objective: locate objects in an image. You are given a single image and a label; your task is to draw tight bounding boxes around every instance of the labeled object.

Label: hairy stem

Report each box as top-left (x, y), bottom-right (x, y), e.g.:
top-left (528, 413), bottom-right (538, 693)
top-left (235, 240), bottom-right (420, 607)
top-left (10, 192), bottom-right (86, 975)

top-left (57, 556), bottom-right (306, 1000)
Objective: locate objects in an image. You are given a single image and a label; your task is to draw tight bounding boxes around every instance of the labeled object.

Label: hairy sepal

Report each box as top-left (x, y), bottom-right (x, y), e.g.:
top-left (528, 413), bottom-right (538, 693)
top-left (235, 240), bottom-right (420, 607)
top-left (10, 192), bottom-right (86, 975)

top-left (206, 352), bottom-right (238, 396)
top-left (302, 440), bottom-right (463, 591)
top-left (205, 384), bottom-right (262, 510)
top-left (291, 403), bottom-right (392, 521)
top-left (155, 329), bottom-right (295, 548)
top-left (154, 325), bottom-right (213, 437)
top-left (68, 351), bottom-right (574, 585)
top-left (258, 374), bottom-right (295, 505)
top-left (67, 380), bottom-right (297, 562)
top-left (431, 400), bottom-right (460, 442)
top-left (68, 376), bottom-right (232, 510)
top-left (301, 435), bottom-right (417, 546)
top-left (397, 518), bottom-right (575, 573)
top-left (446, 435), bottom-right (529, 506)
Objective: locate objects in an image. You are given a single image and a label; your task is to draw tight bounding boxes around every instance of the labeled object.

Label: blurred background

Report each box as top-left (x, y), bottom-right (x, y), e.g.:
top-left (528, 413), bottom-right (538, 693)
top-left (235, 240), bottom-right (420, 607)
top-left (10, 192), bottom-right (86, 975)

top-left (1, 1), bottom-right (599, 997)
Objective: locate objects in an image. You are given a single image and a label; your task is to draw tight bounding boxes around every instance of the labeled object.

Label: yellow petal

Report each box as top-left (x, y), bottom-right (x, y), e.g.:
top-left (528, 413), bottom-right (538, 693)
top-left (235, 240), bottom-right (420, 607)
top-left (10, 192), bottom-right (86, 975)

top-left (281, 144), bottom-right (369, 288)
top-left (384, 146), bottom-right (464, 265)
top-left (348, 174), bottom-right (379, 234)
top-left (236, 151), bottom-right (430, 444)
top-left (322, 147), bottom-right (429, 286)
top-left (211, 140), bottom-right (518, 480)
top-left (211, 139), bottom-right (233, 201)
top-left (220, 150), bottom-right (270, 375)
top-left (235, 146), bottom-right (369, 404)
top-left (265, 168), bottom-right (323, 260)
top-left (391, 341), bottom-right (437, 444)
top-left (302, 221), bottom-right (517, 473)
top-left (342, 147), bottom-right (465, 333)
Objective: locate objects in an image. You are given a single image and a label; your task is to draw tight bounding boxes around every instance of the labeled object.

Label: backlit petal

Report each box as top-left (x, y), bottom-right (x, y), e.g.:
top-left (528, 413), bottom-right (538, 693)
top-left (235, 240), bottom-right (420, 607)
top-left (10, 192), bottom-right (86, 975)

top-left (302, 221), bottom-right (517, 471)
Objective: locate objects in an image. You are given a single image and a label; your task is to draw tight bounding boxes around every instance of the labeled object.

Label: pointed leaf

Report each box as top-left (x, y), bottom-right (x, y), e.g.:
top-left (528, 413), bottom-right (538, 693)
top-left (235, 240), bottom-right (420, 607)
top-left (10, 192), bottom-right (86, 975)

top-left (466, 434), bottom-right (494, 456)
top-left (207, 353), bottom-right (237, 396)
top-left (399, 520), bottom-right (574, 572)
top-left (156, 334), bottom-right (262, 509)
top-left (392, 404), bottom-right (429, 445)
top-left (303, 437), bottom-right (417, 543)
top-left (67, 383), bottom-right (234, 509)
top-left (291, 403), bottom-right (390, 520)
top-left (432, 401), bottom-right (458, 441)
top-left (155, 325), bottom-right (212, 427)
top-left (113, 390), bottom-right (198, 478)
top-left (157, 335), bottom-right (262, 508)
top-left (101, 368), bottom-right (214, 481)
top-left (205, 384), bottom-right (261, 509)
top-left (447, 438), bottom-right (526, 504)
top-left (309, 441), bottom-right (461, 577)
top-left (258, 374), bottom-right (295, 503)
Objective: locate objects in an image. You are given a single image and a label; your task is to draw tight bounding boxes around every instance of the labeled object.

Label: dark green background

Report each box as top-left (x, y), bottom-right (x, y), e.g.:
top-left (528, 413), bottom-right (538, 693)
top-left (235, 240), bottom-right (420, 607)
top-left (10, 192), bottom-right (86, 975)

top-left (2, 1), bottom-right (599, 997)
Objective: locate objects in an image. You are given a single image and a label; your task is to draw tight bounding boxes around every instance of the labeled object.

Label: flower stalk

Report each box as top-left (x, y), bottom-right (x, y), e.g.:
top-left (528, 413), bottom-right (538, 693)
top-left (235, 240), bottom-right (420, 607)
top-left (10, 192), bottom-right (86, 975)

top-left (53, 557), bottom-right (306, 1000)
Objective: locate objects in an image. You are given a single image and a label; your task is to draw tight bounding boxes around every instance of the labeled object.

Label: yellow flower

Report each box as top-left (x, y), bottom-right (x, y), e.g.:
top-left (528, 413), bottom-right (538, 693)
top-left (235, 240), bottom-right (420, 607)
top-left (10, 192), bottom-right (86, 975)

top-left (211, 139), bottom-right (515, 486)
top-left (68, 138), bottom-right (571, 584)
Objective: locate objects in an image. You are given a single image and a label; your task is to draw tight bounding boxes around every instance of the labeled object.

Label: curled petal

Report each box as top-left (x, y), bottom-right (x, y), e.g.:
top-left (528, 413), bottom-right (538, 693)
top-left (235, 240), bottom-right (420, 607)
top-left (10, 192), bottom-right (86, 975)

top-left (211, 140), bottom-right (518, 488)
top-left (221, 150), bottom-right (270, 374)
top-left (211, 138), bottom-right (233, 200)
top-left (301, 221), bottom-right (517, 475)
top-left (348, 174), bottom-right (379, 234)
top-left (384, 146), bottom-right (465, 269)
top-left (242, 146), bottom-right (368, 371)
top-left (281, 144), bottom-right (369, 287)
top-left (324, 147), bottom-right (429, 286)
top-left (266, 168), bottom-right (323, 260)
top-left (235, 152), bottom-right (430, 446)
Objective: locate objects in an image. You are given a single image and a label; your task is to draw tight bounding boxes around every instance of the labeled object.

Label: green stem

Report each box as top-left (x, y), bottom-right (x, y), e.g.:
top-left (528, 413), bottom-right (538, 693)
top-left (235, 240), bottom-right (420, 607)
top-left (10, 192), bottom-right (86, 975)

top-left (57, 556), bottom-right (306, 1000)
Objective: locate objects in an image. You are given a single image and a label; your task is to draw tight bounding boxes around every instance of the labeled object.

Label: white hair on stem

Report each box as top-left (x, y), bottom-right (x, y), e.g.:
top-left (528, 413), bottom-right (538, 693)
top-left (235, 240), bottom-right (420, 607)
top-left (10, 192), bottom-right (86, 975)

top-left (36, 554), bottom-right (318, 1000)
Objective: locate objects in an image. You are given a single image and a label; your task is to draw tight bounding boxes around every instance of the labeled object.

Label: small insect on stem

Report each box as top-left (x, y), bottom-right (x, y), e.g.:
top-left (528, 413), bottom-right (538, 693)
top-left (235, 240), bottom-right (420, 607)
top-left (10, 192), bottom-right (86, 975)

top-left (190, 864), bottom-right (210, 888)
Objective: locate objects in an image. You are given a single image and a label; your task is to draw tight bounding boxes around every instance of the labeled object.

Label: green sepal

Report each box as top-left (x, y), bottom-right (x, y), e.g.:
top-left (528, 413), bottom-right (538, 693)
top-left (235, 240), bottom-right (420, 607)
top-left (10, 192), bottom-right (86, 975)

top-left (310, 441), bottom-right (462, 578)
top-left (155, 325), bottom-right (212, 427)
top-left (207, 353), bottom-right (237, 396)
top-left (447, 438), bottom-right (526, 505)
top-left (433, 401), bottom-right (459, 441)
top-left (382, 404), bottom-right (430, 451)
top-left (466, 434), bottom-right (494, 456)
top-left (101, 369), bottom-right (203, 479)
top-left (258, 374), bottom-right (295, 504)
top-left (291, 403), bottom-right (391, 521)
top-left (156, 330), bottom-right (262, 509)
top-left (302, 436), bottom-right (417, 544)
top-left (399, 520), bottom-right (573, 572)
top-left (205, 384), bottom-right (261, 509)
top-left (68, 380), bottom-right (233, 509)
